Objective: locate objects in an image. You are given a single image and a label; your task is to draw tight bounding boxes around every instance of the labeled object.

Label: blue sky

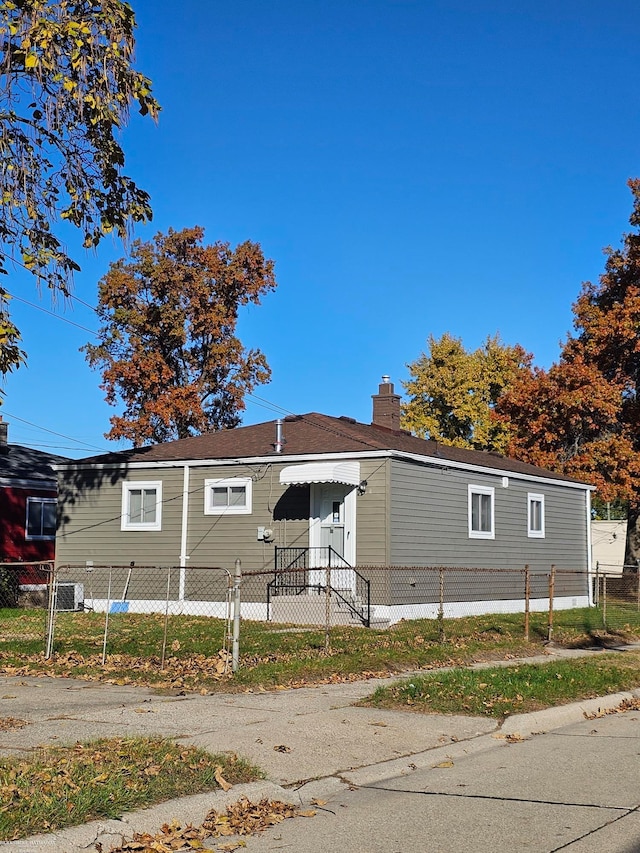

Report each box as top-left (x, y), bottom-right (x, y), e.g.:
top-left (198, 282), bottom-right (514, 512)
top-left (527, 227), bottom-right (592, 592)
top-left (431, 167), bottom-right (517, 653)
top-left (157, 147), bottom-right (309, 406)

top-left (3, 0), bottom-right (640, 456)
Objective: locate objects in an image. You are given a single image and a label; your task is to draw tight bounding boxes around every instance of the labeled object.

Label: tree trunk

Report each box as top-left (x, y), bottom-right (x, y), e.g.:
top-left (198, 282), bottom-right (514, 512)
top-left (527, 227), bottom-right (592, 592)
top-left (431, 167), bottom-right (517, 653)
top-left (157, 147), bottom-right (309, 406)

top-left (623, 501), bottom-right (640, 571)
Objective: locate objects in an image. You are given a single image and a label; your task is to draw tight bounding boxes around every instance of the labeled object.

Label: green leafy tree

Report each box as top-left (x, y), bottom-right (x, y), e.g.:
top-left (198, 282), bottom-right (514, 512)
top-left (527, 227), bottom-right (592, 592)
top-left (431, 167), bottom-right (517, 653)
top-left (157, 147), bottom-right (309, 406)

top-left (0, 292), bottom-right (25, 376)
top-left (0, 0), bottom-right (159, 381)
top-left (83, 226), bottom-right (277, 446)
top-left (402, 332), bottom-right (531, 452)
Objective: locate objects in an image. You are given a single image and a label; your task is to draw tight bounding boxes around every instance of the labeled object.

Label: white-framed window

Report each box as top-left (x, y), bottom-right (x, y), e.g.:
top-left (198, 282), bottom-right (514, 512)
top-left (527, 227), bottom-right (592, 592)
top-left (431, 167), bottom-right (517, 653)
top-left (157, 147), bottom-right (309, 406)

top-left (121, 481), bottom-right (162, 531)
top-left (25, 497), bottom-right (57, 540)
top-left (468, 484), bottom-right (495, 539)
top-left (204, 477), bottom-right (252, 515)
top-left (528, 493), bottom-right (545, 538)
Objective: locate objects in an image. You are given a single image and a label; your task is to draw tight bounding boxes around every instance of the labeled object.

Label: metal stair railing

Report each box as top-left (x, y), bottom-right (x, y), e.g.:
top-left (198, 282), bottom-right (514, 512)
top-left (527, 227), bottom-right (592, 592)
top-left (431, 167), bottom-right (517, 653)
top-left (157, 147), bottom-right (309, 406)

top-left (268, 546), bottom-right (371, 627)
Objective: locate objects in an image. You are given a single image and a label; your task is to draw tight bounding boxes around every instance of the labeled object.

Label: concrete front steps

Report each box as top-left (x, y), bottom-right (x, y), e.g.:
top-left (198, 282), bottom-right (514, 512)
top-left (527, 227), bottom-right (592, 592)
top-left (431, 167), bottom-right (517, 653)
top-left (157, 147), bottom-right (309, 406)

top-left (270, 593), bottom-right (389, 629)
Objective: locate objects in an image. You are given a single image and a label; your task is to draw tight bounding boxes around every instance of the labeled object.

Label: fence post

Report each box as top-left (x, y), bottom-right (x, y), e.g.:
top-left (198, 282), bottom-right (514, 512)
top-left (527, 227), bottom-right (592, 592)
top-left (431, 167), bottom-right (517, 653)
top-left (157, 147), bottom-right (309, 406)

top-left (160, 566), bottom-right (172, 671)
top-left (101, 567), bottom-right (112, 665)
top-left (602, 573), bottom-right (607, 633)
top-left (524, 565), bottom-right (530, 642)
top-left (232, 559), bottom-right (241, 673)
top-left (438, 568), bottom-right (445, 643)
top-left (45, 564), bottom-right (57, 659)
top-left (325, 564), bottom-right (331, 653)
top-left (594, 561), bottom-right (600, 607)
top-left (547, 564), bottom-right (555, 642)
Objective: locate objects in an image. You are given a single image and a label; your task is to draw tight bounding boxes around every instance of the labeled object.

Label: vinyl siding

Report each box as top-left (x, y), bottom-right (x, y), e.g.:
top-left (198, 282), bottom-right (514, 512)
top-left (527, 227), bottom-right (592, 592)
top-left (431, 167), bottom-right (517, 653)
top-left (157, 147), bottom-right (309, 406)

top-left (354, 459), bottom-right (390, 605)
top-left (389, 458), bottom-right (589, 603)
top-left (57, 461), bottom-right (309, 573)
top-left (185, 465), bottom-right (309, 570)
top-left (58, 457), bottom-right (391, 571)
top-left (353, 459), bottom-right (389, 565)
top-left (57, 454), bottom-right (590, 610)
top-left (57, 467), bottom-right (184, 567)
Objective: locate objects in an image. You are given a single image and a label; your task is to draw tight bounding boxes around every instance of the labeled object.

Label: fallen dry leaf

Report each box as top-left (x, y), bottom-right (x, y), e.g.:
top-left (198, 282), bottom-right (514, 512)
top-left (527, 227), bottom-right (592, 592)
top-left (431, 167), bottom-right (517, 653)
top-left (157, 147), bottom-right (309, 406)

top-left (201, 797), bottom-right (314, 838)
top-left (433, 760), bottom-right (454, 768)
top-left (584, 697), bottom-right (640, 720)
top-left (505, 732), bottom-right (526, 743)
top-left (0, 716), bottom-right (28, 731)
top-left (273, 744), bottom-right (291, 753)
top-left (214, 765), bottom-right (233, 792)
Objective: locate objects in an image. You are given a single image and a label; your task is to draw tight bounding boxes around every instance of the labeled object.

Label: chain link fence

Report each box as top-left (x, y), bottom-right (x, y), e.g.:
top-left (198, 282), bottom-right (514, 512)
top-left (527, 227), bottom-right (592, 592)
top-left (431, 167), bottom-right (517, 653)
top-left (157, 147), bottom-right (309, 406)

top-left (1, 562), bottom-right (639, 671)
top-left (0, 563), bottom-right (236, 670)
top-left (254, 563), bottom-right (600, 642)
top-left (593, 564), bottom-right (640, 634)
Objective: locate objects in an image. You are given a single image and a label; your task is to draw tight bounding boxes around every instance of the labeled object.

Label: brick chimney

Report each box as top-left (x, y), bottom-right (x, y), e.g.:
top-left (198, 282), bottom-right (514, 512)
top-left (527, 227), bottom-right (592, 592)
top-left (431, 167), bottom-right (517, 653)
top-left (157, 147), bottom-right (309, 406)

top-left (371, 375), bottom-right (401, 431)
top-left (0, 416), bottom-right (7, 447)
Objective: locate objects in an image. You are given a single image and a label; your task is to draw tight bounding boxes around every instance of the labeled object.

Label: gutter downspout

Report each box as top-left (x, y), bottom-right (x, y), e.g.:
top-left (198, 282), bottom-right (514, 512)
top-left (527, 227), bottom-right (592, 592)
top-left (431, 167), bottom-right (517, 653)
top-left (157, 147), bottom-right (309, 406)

top-left (586, 489), bottom-right (593, 606)
top-left (179, 465), bottom-right (190, 601)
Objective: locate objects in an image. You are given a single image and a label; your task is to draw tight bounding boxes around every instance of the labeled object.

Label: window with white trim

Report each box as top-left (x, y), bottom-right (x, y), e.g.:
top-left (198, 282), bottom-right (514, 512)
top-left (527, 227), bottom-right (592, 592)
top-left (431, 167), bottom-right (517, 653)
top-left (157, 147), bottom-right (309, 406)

top-left (204, 478), bottom-right (252, 515)
top-left (25, 497), bottom-right (57, 540)
top-left (528, 493), bottom-right (545, 538)
top-left (468, 484), bottom-right (495, 539)
top-left (121, 481), bottom-right (162, 531)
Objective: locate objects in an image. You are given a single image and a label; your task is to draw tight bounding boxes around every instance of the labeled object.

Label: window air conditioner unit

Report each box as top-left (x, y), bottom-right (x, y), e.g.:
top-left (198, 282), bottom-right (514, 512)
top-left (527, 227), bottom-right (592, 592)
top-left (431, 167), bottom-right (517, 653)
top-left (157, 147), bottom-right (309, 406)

top-left (55, 582), bottom-right (84, 612)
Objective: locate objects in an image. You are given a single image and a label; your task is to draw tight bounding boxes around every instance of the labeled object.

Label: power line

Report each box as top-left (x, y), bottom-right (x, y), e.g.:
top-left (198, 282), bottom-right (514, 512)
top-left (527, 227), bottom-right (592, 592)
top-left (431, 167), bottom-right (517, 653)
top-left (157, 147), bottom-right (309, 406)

top-left (2, 290), bottom-right (98, 335)
top-left (1, 410), bottom-right (107, 452)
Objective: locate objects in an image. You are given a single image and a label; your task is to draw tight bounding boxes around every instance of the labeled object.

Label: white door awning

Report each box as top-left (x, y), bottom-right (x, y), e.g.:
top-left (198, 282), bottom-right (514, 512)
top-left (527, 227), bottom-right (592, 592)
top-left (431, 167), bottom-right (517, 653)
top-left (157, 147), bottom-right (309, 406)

top-left (279, 461), bottom-right (361, 487)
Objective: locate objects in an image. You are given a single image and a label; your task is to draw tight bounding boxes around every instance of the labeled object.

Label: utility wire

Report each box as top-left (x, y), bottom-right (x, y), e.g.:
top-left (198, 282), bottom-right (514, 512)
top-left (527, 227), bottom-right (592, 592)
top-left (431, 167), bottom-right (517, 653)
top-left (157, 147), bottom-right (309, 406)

top-left (3, 291), bottom-right (98, 335)
top-left (0, 410), bottom-right (108, 452)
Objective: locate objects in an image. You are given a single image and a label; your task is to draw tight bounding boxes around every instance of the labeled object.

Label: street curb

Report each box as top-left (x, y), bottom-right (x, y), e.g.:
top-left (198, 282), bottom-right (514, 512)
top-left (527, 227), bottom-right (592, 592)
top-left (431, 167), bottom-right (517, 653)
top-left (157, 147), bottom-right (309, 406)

top-left (304, 688), bottom-right (640, 793)
top-left (500, 687), bottom-right (640, 737)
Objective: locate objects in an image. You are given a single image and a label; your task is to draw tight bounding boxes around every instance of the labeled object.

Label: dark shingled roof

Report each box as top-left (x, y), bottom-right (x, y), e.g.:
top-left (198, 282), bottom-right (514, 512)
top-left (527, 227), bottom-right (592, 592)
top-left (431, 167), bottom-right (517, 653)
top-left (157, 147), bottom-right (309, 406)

top-left (59, 413), bottom-right (588, 485)
top-left (0, 444), bottom-right (69, 482)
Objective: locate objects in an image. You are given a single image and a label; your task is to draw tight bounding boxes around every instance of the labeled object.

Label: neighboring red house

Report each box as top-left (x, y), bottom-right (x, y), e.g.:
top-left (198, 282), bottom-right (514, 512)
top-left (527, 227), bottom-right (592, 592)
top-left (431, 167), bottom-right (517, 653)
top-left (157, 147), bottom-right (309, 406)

top-left (0, 417), bottom-right (67, 584)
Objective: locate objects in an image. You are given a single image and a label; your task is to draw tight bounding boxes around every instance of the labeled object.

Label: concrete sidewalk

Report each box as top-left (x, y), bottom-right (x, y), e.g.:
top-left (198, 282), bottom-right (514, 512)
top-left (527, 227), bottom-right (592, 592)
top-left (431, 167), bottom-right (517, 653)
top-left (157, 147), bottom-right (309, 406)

top-left (1, 643), bottom-right (639, 852)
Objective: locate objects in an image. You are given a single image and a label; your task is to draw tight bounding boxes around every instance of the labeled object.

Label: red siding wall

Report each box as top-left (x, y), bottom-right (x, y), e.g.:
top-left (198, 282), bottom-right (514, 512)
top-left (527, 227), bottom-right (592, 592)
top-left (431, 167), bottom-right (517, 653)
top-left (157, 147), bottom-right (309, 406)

top-left (0, 485), bottom-right (55, 583)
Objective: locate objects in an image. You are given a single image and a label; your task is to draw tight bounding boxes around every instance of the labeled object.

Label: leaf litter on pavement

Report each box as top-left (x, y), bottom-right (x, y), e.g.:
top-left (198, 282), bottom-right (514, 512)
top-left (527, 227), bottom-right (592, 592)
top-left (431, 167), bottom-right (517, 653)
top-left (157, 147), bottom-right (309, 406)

top-left (106, 797), bottom-right (316, 852)
top-left (583, 695), bottom-right (640, 719)
top-left (0, 716), bottom-right (27, 731)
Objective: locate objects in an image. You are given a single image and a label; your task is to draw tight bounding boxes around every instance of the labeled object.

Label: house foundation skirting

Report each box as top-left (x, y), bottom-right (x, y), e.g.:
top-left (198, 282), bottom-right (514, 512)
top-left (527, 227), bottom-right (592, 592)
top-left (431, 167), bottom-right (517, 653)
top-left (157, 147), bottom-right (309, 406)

top-left (80, 598), bottom-right (269, 620)
top-left (72, 595), bottom-right (588, 626)
top-left (376, 595), bottom-right (590, 624)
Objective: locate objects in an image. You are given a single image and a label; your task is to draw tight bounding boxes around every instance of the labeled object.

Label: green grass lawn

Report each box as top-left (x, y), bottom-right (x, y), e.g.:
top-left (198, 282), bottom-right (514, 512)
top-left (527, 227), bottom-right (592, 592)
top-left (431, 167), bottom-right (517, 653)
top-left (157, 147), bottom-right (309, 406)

top-left (362, 653), bottom-right (640, 719)
top-left (0, 737), bottom-right (262, 842)
top-left (0, 605), bottom-right (638, 693)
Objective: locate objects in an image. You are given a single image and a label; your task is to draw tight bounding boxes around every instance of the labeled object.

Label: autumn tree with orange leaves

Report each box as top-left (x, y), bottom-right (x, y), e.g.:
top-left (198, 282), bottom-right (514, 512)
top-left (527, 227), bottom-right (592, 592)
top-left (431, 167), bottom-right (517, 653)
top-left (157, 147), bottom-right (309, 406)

top-left (84, 227), bottom-right (276, 446)
top-left (500, 179), bottom-right (640, 566)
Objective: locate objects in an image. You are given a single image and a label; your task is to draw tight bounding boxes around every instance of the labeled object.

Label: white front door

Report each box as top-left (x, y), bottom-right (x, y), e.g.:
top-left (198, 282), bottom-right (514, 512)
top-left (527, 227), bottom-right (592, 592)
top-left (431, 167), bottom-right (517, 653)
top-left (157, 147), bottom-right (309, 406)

top-left (310, 483), bottom-right (356, 592)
